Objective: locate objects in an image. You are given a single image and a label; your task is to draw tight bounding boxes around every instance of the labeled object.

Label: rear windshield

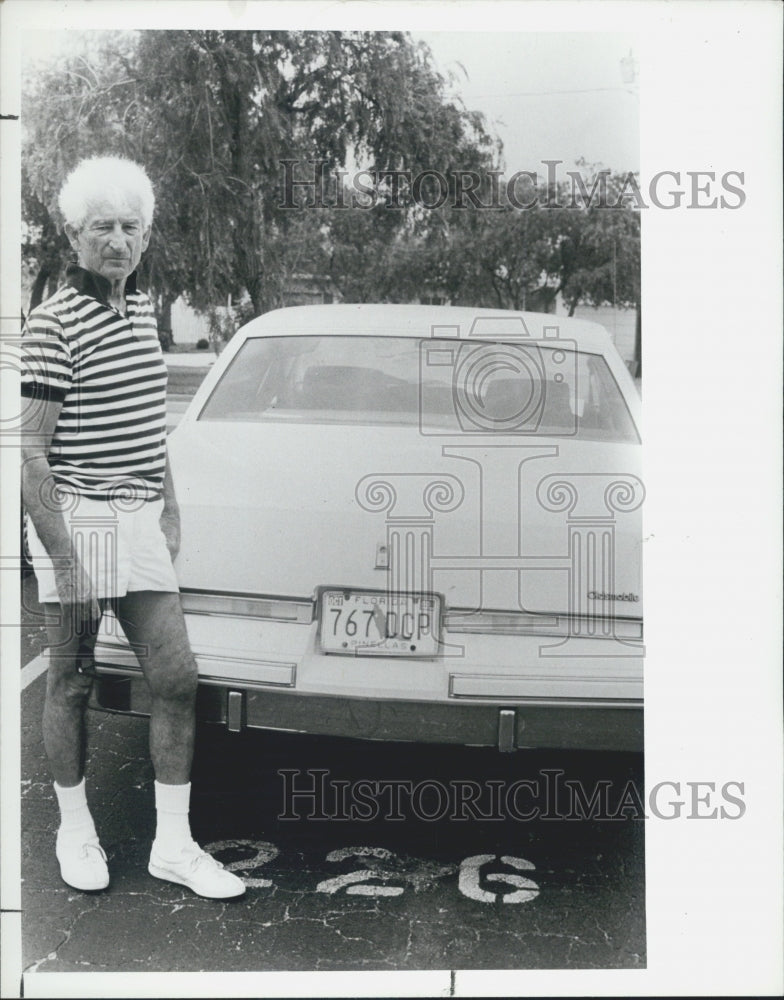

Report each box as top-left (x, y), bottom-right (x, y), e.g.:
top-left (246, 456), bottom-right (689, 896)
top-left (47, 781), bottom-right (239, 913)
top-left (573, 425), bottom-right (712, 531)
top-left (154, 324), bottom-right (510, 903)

top-left (198, 335), bottom-right (639, 443)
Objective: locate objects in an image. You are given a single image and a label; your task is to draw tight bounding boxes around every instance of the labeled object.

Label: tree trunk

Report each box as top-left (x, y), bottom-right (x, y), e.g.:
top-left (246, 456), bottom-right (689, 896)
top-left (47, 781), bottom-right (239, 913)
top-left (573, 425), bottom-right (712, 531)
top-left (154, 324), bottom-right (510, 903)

top-left (633, 303), bottom-right (642, 378)
top-left (155, 293), bottom-right (175, 351)
top-left (489, 273), bottom-right (505, 309)
top-left (29, 264), bottom-right (52, 310)
top-left (160, 296), bottom-right (173, 335)
top-left (247, 280), bottom-right (265, 317)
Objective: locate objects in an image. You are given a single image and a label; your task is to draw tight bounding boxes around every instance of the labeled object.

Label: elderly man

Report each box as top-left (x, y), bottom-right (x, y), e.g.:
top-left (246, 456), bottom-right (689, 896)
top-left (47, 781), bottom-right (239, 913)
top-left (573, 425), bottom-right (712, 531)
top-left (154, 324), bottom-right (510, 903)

top-left (21, 156), bottom-right (244, 899)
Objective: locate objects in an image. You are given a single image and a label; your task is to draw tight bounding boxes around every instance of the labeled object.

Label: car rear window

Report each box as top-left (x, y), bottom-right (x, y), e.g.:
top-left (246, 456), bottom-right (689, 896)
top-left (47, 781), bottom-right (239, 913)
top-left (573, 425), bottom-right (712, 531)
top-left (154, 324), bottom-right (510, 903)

top-left (198, 335), bottom-right (639, 443)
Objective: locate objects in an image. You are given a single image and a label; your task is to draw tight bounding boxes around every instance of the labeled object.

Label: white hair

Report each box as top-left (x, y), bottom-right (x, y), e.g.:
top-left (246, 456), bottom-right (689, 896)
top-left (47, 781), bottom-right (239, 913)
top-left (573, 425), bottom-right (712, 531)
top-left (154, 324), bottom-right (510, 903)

top-left (58, 156), bottom-right (155, 229)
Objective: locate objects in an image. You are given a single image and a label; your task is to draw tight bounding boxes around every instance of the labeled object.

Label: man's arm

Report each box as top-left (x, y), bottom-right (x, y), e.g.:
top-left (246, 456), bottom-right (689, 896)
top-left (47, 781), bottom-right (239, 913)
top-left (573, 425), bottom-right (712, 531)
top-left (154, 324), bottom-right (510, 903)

top-left (159, 449), bottom-right (181, 561)
top-left (21, 397), bottom-right (99, 617)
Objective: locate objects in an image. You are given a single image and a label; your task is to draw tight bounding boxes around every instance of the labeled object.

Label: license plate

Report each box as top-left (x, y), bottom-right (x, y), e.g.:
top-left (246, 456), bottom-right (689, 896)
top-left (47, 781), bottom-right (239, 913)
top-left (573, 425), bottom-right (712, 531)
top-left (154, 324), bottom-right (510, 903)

top-left (318, 589), bottom-right (442, 657)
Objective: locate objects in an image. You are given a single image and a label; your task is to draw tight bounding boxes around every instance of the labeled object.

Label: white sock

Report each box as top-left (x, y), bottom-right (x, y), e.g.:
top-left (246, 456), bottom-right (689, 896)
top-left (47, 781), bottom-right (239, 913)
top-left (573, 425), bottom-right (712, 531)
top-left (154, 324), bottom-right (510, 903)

top-left (54, 778), bottom-right (98, 844)
top-left (153, 780), bottom-right (193, 855)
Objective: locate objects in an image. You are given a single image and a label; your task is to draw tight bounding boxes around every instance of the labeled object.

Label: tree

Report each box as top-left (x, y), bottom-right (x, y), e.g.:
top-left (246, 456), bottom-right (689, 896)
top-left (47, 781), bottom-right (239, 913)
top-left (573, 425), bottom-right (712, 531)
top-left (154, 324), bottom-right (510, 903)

top-left (548, 166), bottom-right (641, 318)
top-left (22, 30), bottom-right (496, 324)
top-left (22, 35), bottom-right (640, 375)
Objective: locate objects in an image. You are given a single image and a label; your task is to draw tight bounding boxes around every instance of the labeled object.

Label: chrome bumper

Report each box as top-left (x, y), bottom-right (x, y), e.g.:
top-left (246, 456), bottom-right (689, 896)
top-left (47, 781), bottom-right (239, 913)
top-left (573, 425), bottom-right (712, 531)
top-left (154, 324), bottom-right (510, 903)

top-left (89, 667), bottom-right (643, 753)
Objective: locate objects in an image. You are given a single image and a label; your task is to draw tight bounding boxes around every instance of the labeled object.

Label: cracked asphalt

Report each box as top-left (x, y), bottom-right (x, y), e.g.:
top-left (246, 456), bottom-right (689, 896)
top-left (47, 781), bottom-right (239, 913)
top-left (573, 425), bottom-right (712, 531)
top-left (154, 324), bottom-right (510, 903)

top-left (21, 663), bottom-right (645, 976)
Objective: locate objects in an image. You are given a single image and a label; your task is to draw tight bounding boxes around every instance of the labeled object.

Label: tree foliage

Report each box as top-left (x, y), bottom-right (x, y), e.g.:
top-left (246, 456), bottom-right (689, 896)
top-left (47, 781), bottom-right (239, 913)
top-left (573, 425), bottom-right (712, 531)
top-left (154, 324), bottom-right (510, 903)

top-left (403, 163), bottom-right (642, 316)
top-left (22, 30), bottom-right (640, 370)
top-left (22, 30), bottom-right (495, 317)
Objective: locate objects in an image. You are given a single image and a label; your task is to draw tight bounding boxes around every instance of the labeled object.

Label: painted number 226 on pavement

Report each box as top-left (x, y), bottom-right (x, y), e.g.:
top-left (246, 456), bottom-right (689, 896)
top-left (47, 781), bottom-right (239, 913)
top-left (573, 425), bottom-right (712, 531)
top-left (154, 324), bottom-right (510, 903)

top-left (204, 842), bottom-right (540, 904)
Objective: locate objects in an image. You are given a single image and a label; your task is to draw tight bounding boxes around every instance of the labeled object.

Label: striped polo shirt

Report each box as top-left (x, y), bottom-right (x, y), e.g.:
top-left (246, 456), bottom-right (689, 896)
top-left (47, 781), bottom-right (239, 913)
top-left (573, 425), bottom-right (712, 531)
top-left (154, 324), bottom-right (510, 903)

top-left (21, 265), bottom-right (168, 502)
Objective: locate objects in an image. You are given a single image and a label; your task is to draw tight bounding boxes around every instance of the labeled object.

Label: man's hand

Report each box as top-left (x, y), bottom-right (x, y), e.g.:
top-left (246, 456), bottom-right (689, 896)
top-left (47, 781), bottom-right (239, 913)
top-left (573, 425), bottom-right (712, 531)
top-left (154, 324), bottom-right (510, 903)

top-left (159, 505), bottom-right (181, 561)
top-left (54, 555), bottom-right (101, 623)
top-left (21, 409), bottom-right (101, 624)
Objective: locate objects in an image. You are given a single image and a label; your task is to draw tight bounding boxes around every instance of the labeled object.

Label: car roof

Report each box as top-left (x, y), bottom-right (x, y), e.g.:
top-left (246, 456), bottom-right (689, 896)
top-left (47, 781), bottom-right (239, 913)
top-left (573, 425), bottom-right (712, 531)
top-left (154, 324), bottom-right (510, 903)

top-left (238, 304), bottom-right (614, 353)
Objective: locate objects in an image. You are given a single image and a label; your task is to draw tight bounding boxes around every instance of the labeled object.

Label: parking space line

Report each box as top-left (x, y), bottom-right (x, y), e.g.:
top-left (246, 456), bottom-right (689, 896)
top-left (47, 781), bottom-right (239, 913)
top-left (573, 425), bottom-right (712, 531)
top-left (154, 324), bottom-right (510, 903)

top-left (21, 653), bottom-right (48, 690)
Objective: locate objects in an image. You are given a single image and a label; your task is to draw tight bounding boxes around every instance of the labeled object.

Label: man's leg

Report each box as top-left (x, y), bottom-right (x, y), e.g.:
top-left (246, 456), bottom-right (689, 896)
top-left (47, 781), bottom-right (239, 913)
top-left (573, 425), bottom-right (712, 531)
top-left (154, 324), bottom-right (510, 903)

top-left (115, 591), bottom-right (244, 898)
top-left (43, 603), bottom-right (109, 891)
top-left (114, 590), bottom-right (197, 783)
top-left (43, 603), bottom-right (100, 784)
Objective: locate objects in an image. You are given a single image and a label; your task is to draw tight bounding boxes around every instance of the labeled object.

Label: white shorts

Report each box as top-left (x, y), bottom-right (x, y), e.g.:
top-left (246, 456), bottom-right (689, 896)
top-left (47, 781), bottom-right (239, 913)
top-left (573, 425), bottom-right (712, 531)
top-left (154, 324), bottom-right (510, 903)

top-left (27, 493), bottom-right (180, 603)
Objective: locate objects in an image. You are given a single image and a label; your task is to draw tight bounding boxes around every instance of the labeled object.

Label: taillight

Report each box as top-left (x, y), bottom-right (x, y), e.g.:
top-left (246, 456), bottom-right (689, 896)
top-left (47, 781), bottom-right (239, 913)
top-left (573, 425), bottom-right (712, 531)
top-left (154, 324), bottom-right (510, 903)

top-left (179, 590), bottom-right (313, 623)
top-left (444, 609), bottom-right (642, 640)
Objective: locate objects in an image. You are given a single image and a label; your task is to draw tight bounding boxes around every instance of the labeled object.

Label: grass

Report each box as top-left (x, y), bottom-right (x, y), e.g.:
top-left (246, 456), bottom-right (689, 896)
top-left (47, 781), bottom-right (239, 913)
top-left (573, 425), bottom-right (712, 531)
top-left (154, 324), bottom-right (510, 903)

top-left (166, 367), bottom-right (211, 396)
top-left (166, 342), bottom-right (214, 354)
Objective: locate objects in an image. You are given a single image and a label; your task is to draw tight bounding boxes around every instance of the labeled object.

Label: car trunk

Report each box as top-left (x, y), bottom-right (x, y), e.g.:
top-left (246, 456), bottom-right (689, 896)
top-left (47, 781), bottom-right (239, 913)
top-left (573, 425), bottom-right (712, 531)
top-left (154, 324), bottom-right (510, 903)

top-left (169, 421), bottom-right (642, 619)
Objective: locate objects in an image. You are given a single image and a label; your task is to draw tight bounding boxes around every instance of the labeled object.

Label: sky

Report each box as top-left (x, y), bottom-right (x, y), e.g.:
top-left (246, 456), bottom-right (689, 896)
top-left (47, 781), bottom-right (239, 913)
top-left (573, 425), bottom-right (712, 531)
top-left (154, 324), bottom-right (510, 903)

top-left (414, 31), bottom-right (640, 174)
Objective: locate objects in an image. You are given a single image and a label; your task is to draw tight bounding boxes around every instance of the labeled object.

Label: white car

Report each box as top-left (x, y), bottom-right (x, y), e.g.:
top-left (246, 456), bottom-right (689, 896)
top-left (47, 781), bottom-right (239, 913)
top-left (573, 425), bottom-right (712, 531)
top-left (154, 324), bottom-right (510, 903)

top-left (92, 304), bottom-right (643, 752)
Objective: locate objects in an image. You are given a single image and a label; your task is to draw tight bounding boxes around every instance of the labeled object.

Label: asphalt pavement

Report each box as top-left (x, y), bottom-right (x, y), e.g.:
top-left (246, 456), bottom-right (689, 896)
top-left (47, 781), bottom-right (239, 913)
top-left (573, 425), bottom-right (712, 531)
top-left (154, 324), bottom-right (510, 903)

top-left (21, 671), bottom-right (645, 975)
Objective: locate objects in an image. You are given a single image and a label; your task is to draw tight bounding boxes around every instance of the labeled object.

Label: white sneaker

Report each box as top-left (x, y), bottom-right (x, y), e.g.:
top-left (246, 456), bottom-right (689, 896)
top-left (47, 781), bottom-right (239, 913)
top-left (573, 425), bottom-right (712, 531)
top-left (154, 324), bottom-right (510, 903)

top-left (148, 841), bottom-right (246, 899)
top-left (55, 833), bottom-right (109, 892)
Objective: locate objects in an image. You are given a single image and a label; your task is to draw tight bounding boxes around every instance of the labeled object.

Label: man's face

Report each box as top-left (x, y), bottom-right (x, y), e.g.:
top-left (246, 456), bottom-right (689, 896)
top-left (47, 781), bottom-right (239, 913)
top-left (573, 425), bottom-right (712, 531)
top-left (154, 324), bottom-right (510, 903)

top-left (65, 196), bottom-right (151, 285)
